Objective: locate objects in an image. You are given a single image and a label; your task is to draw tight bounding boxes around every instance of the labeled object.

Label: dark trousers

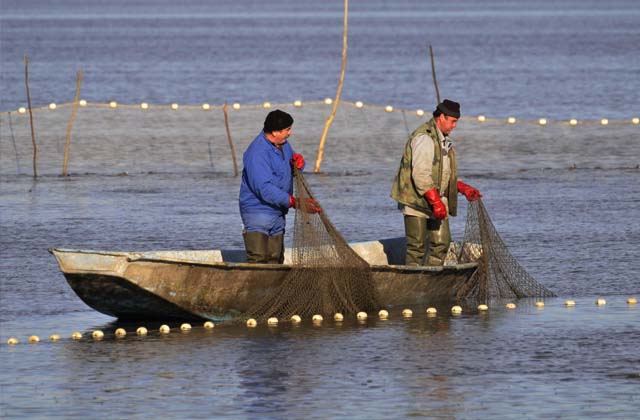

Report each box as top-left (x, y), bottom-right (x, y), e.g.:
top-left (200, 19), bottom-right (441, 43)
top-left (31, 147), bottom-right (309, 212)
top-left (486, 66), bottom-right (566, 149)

top-left (242, 231), bottom-right (284, 264)
top-left (404, 215), bottom-right (451, 266)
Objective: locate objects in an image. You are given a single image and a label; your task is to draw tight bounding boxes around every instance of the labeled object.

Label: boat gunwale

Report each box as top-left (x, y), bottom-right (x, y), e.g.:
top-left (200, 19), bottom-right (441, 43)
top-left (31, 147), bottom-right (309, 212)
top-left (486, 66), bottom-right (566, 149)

top-left (127, 257), bottom-right (478, 273)
top-left (49, 248), bottom-right (478, 273)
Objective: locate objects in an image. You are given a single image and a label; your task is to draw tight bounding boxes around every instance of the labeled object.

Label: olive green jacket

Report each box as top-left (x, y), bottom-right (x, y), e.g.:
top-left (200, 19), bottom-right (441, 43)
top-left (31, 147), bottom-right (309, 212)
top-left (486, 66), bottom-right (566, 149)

top-left (390, 118), bottom-right (459, 217)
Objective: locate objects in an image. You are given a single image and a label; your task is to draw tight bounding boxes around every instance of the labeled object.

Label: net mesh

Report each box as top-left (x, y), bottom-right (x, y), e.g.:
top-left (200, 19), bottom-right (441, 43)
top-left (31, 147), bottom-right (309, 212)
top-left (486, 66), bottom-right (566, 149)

top-left (246, 168), bottom-right (380, 320)
top-left (455, 199), bottom-right (556, 302)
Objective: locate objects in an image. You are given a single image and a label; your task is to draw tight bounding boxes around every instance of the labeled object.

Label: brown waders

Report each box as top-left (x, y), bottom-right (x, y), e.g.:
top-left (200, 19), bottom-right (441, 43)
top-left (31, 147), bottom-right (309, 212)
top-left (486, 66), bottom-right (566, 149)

top-left (404, 215), bottom-right (451, 266)
top-left (242, 231), bottom-right (284, 264)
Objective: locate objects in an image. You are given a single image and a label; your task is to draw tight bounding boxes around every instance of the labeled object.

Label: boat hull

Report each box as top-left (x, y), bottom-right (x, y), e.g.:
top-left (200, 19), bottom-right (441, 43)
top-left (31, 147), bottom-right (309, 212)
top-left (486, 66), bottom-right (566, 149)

top-left (50, 239), bottom-right (478, 321)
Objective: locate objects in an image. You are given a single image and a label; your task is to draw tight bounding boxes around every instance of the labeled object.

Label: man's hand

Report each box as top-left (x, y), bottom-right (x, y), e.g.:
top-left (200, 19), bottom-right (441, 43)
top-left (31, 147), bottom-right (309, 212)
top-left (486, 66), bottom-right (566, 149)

top-left (457, 180), bottom-right (482, 202)
top-left (425, 188), bottom-right (448, 220)
top-left (291, 153), bottom-right (305, 170)
top-left (289, 195), bottom-right (322, 213)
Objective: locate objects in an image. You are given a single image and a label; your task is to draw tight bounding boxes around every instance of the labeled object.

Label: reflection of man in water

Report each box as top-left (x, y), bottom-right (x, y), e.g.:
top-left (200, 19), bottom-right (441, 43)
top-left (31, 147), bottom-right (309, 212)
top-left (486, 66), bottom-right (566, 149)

top-left (239, 110), bottom-right (308, 264)
top-left (391, 100), bottom-right (482, 266)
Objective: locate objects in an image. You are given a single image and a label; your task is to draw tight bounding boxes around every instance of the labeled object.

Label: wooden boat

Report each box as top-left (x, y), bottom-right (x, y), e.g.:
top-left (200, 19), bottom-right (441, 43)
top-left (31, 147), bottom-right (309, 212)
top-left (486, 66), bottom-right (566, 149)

top-left (49, 237), bottom-right (478, 321)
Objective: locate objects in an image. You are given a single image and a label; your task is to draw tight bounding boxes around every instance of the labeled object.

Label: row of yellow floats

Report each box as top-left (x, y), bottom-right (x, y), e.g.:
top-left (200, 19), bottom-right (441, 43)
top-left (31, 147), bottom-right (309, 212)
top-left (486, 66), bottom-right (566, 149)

top-left (12, 99), bottom-right (640, 126)
top-left (5, 297), bottom-right (636, 346)
top-left (256, 296), bottom-right (636, 326)
top-left (5, 321), bottom-right (214, 346)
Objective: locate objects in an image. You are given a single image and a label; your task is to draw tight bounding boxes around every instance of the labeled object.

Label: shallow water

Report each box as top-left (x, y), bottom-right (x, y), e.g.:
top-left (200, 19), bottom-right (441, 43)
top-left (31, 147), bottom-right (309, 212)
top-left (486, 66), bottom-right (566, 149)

top-left (1, 300), bottom-right (639, 419)
top-left (2, 0), bottom-right (640, 418)
top-left (1, 165), bottom-right (639, 418)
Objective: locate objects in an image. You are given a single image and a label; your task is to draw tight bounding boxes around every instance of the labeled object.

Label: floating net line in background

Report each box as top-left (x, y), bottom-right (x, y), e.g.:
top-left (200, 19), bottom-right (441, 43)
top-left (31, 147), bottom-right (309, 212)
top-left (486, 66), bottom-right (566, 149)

top-left (455, 199), bottom-right (556, 302)
top-left (2, 101), bottom-right (639, 177)
top-left (0, 101), bottom-right (410, 176)
top-left (246, 168), bottom-right (380, 320)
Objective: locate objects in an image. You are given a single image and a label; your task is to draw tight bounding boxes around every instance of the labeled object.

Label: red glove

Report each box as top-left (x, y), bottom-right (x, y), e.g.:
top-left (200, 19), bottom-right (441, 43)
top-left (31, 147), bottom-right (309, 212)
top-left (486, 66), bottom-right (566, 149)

top-left (289, 195), bottom-right (322, 213)
top-left (457, 180), bottom-right (482, 202)
top-left (425, 188), bottom-right (447, 220)
top-left (291, 153), bottom-right (305, 170)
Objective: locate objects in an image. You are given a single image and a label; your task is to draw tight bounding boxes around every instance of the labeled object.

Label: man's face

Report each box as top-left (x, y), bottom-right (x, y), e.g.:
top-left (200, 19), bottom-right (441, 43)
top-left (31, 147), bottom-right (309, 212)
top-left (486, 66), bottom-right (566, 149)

top-left (270, 126), bottom-right (292, 145)
top-left (436, 114), bottom-right (458, 135)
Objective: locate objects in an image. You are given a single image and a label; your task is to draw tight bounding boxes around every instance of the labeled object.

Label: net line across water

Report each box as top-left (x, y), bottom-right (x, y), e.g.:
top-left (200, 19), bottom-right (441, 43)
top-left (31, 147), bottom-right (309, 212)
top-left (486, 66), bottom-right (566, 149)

top-left (2, 101), bottom-right (638, 176)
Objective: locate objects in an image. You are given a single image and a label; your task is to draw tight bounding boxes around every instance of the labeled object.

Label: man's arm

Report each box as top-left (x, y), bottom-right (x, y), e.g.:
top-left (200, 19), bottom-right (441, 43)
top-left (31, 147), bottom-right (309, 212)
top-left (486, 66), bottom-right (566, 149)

top-left (411, 134), bottom-right (436, 195)
top-left (412, 134), bottom-right (447, 219)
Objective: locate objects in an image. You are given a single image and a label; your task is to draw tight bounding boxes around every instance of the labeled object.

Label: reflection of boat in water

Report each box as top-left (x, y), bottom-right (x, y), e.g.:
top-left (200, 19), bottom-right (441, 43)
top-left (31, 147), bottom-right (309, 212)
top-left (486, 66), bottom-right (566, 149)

top-left (49, 237), bottom-right (478, 322)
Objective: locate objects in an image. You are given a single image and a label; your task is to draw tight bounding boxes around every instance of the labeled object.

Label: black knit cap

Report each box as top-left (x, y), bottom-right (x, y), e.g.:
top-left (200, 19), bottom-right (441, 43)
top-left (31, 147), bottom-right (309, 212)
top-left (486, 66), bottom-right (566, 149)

top-left (436, 99), bottom-right (461, 118)
top-left (263, 109), bottom-right (294, 133)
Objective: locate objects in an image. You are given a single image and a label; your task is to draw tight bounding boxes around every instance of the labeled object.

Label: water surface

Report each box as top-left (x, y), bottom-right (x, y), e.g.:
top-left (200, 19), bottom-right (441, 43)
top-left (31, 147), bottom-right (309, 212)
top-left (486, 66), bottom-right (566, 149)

top-left (1, 1), bottom-right (639, 418)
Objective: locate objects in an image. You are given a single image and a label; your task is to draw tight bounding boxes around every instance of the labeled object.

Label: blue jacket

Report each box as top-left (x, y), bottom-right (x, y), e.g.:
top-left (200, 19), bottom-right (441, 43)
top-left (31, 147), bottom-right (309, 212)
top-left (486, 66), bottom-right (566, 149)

top-left (239, 132), bottom-right (303, 216)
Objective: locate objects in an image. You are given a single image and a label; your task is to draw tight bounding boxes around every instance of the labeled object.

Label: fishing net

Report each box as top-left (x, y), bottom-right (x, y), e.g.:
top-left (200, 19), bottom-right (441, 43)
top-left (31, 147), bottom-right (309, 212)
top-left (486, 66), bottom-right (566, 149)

top-left (455, 199), bottom-right (556, 302)
top-left (246, 168), bottom-right (380, 320)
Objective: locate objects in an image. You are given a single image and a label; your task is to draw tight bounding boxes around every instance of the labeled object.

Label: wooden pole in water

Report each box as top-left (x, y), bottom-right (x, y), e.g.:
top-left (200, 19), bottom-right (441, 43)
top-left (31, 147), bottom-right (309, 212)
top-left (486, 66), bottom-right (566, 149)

top-left (24, 53), bottom-right (37, 178)
top-left (62, 70), bottom-right (83, 176)
top-left (429, 44), bottom-right (441, 104)
top-left (314, 0), bottom-right (348, 173)
top-left (222, 101), bottom-right (239, 177)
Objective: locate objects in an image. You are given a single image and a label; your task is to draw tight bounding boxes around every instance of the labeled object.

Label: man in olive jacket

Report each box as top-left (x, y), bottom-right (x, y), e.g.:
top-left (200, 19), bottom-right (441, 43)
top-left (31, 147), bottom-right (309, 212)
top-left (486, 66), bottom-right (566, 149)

top-left (390, 99), bottom-right (482, 266)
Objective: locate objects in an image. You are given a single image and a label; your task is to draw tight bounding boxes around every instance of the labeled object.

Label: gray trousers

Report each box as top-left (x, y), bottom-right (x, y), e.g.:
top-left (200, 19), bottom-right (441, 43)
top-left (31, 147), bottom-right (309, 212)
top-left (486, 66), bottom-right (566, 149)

top-left (404, 215), bottom-right (451, 266)
top-left (242, 231), bottom-right (284, 264)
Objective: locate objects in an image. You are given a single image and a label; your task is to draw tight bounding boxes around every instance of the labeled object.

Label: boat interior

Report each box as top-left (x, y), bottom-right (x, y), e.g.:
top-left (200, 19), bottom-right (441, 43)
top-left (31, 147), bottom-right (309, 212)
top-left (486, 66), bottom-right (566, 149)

top-left (129, 237), bottom-right (408, 266)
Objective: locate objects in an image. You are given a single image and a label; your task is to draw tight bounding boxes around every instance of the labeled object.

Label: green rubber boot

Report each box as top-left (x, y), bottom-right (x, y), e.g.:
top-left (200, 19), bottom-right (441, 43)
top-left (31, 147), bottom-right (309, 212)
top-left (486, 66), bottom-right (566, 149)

top-left (267, 233), bottom-right (285, 264)
top-left (426, 218), bottom-right (451, 266)
top-left (242, 231), bottom-right (269, 264)
top-left (404, 215), bottom-right (428, 266)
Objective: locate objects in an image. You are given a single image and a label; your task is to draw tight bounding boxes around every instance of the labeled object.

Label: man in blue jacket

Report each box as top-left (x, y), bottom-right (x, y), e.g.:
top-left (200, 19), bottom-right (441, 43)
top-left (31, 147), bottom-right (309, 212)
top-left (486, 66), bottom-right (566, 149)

top-left (239, 109), bottom-right (316, 263)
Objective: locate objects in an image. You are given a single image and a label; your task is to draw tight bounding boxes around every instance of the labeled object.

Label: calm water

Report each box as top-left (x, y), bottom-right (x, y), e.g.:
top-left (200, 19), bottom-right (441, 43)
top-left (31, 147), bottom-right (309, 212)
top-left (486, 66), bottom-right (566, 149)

top-left (1, 0), bottom-right (640, 419)
top-left (2, 0), bottom-right (640, 119)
